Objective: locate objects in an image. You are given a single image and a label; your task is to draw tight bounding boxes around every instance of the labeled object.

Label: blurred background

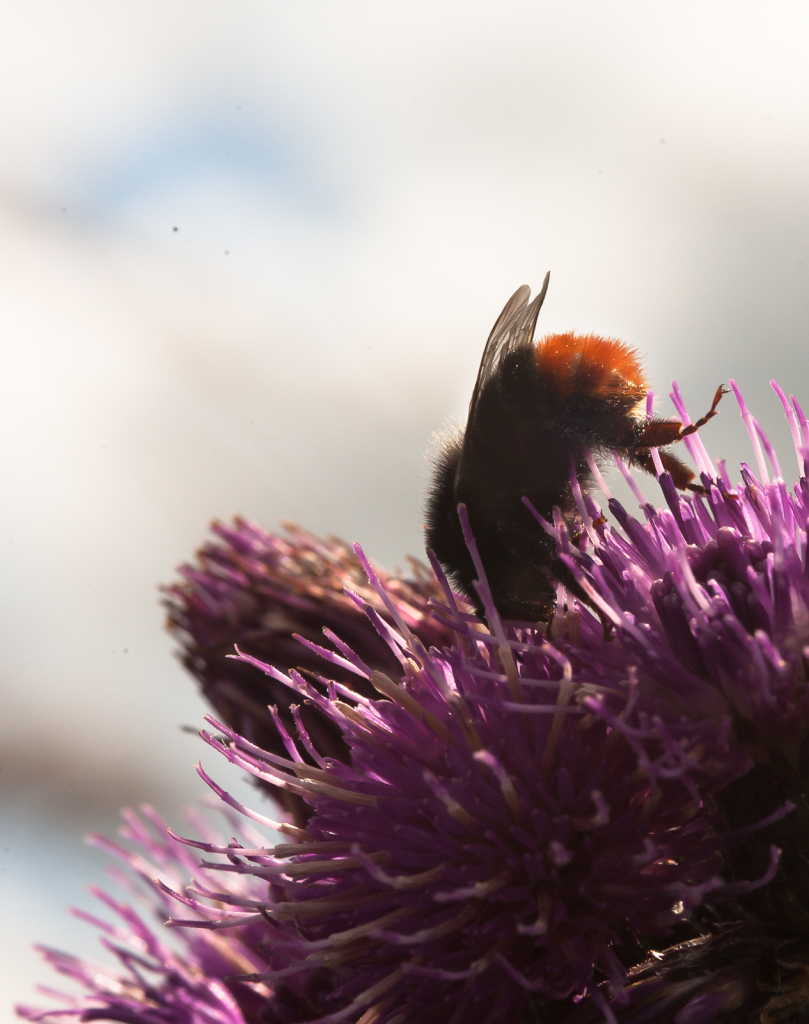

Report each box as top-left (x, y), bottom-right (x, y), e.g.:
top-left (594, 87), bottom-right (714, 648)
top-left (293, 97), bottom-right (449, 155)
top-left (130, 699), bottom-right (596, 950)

top-left (2, 0), bottom-right (809, 1012)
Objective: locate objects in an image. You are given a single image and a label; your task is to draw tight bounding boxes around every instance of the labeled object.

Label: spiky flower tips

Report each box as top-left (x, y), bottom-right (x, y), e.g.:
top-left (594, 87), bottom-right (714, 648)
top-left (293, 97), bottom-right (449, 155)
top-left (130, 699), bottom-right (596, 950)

top-left (18, 379), bottom-right (809, 1024)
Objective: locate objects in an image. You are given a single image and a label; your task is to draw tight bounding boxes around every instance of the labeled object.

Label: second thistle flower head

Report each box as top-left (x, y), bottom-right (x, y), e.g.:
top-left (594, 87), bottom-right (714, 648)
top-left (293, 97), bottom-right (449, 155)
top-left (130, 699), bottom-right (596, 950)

top-left (163, 519), bottom-right (456, 822)
top-left (547, 382), bottom-right (809, 932)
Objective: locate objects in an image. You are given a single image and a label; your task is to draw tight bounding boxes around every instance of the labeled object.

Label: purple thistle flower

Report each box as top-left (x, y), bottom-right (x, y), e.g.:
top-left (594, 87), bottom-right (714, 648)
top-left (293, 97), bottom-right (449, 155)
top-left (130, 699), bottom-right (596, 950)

top-left (543, 379), bottom-right (809, 1021)
top-left (21, 380), bottom-right (809, 1024)
top-left (15, 804), bottom-right (315, 1024)
top-left (163, 518), bottom-right (456, 823)
top-left (552, 385), bottom-right (809, 883)
top-left (157, 497), bottom-right (776, 1024)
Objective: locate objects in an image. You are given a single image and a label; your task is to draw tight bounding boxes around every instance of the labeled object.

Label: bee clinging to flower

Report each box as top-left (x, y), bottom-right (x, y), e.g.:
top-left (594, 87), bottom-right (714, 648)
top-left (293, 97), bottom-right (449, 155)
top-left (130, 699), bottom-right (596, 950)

top-left (425, 273), bottom-right (726, 622)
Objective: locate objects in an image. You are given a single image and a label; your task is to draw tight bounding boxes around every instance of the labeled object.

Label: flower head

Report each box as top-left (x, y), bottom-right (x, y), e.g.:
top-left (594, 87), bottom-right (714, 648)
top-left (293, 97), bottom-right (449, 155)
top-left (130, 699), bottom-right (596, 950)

top-left (22, 380), bottom-right (809, 1024)
top-left (164, 518), bottom-right (455, 823)
top-left (160, 518), bottom-right (769, 1024)
top-left (15, 805), bottom-right (303, 1024)
top-left (541, 382), bottom-right (809, 938)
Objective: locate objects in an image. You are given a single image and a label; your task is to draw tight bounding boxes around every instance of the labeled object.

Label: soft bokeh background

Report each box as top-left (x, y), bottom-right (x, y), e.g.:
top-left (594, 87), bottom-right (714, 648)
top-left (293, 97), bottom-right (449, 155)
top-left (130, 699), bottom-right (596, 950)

top-left (3, 0), bottom-right (809, 1012)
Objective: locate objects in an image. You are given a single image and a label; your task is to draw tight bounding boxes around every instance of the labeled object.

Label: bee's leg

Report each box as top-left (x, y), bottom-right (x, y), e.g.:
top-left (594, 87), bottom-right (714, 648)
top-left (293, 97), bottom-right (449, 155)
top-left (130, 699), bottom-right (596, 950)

top-left (630, 384), bottom-right (728, 493)
top-left (597, 609), bottom-right (614, 642)
top-left (550, 556), bottom-right (614, 641)
top-left (628, 447), bottom-right (699, 491)
top-left (679, 385), bottom-right (729, 437)
top-left (633, 385), bottom-right (728, 450)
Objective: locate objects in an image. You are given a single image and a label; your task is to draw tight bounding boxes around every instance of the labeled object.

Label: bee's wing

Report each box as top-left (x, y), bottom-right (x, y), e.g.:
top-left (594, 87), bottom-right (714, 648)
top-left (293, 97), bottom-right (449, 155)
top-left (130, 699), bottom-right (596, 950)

top-left (467, 272), bottom-right (550, 422)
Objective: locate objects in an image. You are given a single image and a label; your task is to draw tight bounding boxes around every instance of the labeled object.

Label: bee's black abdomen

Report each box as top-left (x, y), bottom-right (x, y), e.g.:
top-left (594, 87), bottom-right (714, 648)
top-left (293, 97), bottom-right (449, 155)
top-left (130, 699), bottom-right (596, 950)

top-left (425, 353), bottom-right (568, 621)
top-left (425, 434), bottom-right (480, 608)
